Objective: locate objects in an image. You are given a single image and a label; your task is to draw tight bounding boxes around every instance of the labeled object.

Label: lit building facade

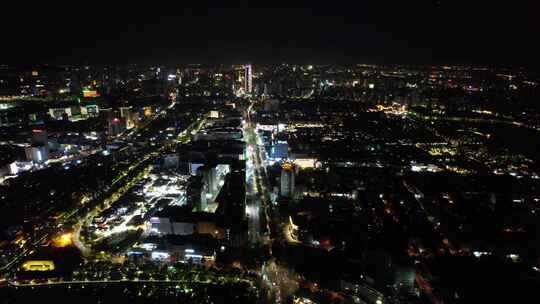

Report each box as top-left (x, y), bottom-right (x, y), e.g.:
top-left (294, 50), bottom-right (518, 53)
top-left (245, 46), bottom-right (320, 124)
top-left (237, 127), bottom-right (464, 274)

top-left (25, 145), bottom-right (49, 163)
top-left (280, 161), bottom-right (296, 198)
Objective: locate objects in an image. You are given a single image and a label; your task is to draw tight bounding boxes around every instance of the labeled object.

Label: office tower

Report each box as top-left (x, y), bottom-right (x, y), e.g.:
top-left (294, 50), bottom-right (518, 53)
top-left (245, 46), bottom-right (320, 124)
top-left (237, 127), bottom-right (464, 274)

top-left (244, 64), bottom-right (252, 94)
top-left (280, 161), bottom-right (295, 198)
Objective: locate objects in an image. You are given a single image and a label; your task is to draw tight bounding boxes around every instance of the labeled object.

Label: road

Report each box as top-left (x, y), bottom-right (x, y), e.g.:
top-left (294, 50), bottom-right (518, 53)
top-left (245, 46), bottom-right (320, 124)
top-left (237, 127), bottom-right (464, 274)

top-left (0, 103), bottom-right (207, 273)
top-left (243, 102), bottom-right (273, 246)
top-left (73, 114), bottom-right (206, 258)
top-left (0, 233), bottom-right (49, 272)
top-left (9, 277), bottom-right (253, 288)
top-left (245, 133), bottom-right (263, 244)
top-left (243, 100), bottom-right (303, 304)
top-left (0, 109), bottom-right (169, 272)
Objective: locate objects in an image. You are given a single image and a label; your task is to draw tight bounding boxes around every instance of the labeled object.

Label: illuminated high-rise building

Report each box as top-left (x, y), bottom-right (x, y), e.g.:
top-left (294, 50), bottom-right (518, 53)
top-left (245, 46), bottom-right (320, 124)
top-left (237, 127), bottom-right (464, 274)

top-left (31, 129), bottom-right (48, 146)
top-left (244, 64), bottom-right (252, 94)
top-left (108, 116), bottom-right (126, 137)
top-left (198, 165), bottom-right (218, 196)
top-left (25, 145), bottom-right (48, 163)
top-left (280, 161), bottom-right (295, 198)
top-left (187, 175), bottom-right (205, 212)
top-left (233, 64), bottom-right (253, 96)
top-left (26, 129), bottom-right (50, 163)
top-left (119, 106), bottom-right (136, 129)
top-left (119, 106), bottom-right (131, 118)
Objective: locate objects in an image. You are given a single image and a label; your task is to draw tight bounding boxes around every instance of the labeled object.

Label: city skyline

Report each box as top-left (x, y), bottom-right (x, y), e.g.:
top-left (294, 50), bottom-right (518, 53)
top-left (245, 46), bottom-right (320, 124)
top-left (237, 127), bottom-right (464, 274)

top-left (1, 2), bottom-right (540, 304)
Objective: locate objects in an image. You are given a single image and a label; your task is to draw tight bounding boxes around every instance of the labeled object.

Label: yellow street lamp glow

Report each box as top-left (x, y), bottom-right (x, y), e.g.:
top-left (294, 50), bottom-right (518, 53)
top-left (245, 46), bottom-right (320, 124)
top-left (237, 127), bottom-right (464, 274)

top-left (53, 232), bottom-right (73, 247)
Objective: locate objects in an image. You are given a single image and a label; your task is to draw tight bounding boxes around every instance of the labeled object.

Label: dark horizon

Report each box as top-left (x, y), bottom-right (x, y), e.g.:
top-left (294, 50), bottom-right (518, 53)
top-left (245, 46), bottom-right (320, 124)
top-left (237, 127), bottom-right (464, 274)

top-left (2, 1), bottom-right (539, 67)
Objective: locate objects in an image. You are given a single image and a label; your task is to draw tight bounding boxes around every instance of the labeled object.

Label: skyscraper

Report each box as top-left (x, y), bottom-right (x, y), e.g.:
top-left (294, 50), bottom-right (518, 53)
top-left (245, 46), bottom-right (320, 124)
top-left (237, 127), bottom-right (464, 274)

top-left (232, 64), bottom-right (252, 96)
top-left (187, 175), bottom-right (205, 212)
top-left (25, 145), bottom-right (48, 163)
top-left (244, 64), bottom-right (252, 94)
top-left (27, 129), bottom-right (49, 163)
top-left (108, 117), bottom-right (126, 137)
top-left (280, 161), bottom-right (295, 198)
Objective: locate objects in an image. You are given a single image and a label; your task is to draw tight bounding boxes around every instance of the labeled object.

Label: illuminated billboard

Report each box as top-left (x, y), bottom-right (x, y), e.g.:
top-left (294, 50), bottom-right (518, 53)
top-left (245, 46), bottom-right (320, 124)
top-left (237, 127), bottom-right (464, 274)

top-left (22, 260), bottom-right (55, 271)
top-left (83, 90), bottom-right (100, 98)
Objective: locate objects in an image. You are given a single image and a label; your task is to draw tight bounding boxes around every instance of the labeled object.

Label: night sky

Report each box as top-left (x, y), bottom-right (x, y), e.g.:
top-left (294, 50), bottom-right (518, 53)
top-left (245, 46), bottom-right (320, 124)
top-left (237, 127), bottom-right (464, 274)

top-left (2, 1), bottom-right (539, 66)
